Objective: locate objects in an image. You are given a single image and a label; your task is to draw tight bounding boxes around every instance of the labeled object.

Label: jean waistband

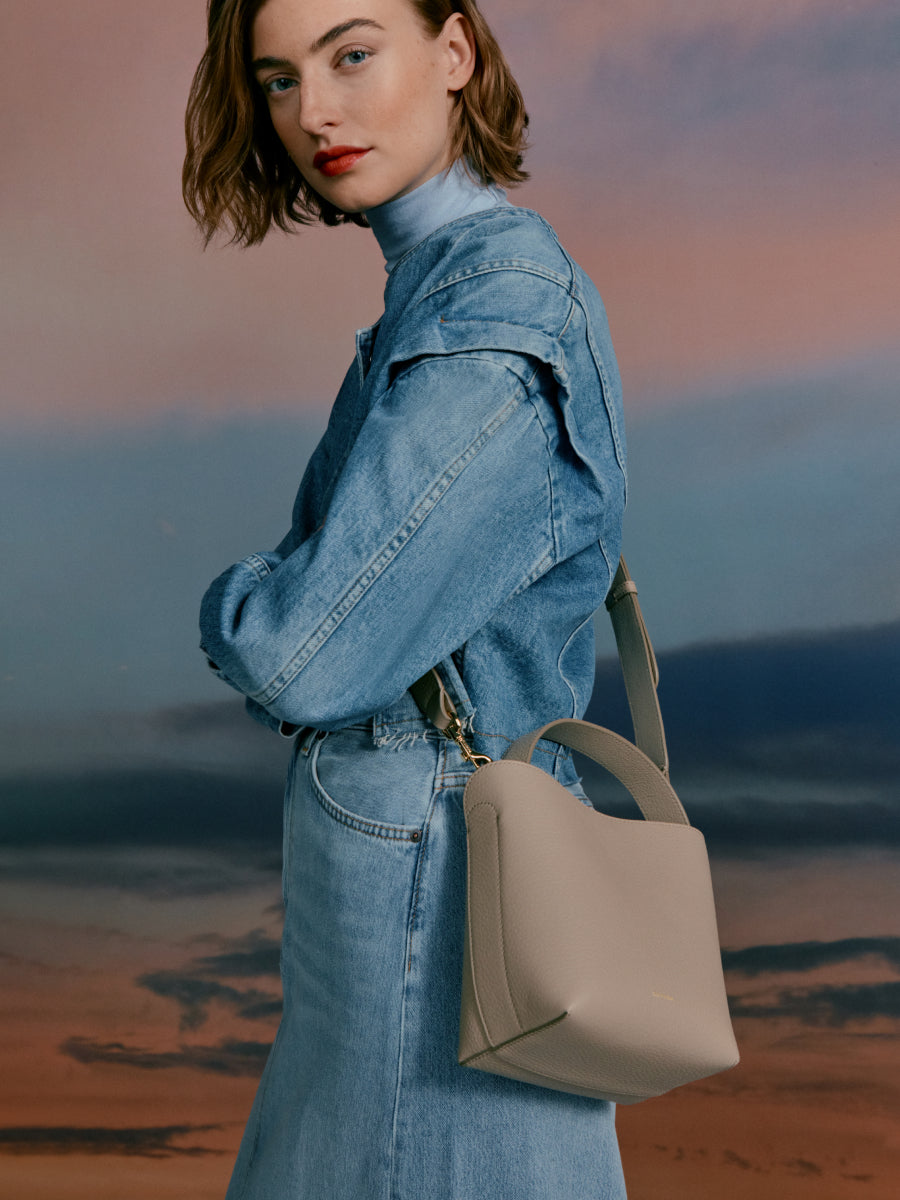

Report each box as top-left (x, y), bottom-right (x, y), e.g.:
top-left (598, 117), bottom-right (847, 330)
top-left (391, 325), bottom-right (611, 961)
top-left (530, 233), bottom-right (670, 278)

top-left (283, 656), bottom-right (476, 749)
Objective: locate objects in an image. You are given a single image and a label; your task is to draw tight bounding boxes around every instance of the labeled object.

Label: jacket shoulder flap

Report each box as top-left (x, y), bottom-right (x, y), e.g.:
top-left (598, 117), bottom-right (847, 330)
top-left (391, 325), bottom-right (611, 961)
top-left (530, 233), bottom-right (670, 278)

top-left (382, 209), bottom-right (575, 373)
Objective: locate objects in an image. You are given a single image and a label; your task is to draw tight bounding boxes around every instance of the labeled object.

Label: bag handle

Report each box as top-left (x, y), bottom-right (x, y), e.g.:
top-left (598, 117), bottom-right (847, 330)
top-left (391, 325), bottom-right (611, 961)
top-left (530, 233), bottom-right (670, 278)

top-left (502, 718), bottom-right (688, 826)
top-left (409, 556), bottom-right (669, 775)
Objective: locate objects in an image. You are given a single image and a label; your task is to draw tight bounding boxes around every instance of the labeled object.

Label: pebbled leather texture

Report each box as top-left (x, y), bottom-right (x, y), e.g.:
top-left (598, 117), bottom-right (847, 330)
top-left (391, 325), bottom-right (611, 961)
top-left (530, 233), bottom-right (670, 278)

top-left (458, 742), bottom-right (739, 1101)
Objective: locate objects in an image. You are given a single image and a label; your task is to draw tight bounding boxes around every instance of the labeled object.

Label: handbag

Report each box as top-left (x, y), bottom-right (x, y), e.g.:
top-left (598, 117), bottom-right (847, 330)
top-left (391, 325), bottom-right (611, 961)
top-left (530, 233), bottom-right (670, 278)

top-left (409, 558), bottom-right (739, 1103)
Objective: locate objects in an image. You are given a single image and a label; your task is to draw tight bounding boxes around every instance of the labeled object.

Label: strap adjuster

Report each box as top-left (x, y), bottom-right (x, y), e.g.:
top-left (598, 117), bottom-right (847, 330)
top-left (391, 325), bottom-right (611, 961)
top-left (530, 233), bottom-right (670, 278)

top-left (605, 578), bottom-right (638, 611)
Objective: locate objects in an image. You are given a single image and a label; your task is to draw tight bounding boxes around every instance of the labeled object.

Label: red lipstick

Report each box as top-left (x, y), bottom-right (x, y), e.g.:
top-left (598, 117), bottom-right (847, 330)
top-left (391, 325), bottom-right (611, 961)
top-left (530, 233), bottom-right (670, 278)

top-left (313, 146), bottom-right (371, 177)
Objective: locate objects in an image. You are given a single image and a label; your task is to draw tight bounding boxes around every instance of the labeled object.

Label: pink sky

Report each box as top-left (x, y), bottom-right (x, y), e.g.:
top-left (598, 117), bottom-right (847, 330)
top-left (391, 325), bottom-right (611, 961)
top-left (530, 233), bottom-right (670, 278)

top-left (3, 0), bottom-right (897, 426)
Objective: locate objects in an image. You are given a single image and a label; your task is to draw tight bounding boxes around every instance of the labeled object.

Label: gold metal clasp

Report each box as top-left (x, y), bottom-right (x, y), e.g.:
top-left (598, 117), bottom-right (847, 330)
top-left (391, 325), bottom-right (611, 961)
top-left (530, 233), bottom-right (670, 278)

top-left (444, 716), bottom-right (492, 768)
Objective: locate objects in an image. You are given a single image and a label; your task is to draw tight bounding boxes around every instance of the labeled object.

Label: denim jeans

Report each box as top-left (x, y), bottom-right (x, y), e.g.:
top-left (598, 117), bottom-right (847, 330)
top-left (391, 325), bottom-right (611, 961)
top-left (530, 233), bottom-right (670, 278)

top-left (224, 719), bottom-right (627, 1200)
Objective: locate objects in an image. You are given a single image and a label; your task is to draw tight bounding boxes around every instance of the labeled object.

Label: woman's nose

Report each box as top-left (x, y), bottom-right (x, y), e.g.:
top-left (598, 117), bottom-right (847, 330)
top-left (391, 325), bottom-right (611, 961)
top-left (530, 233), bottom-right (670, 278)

top-left (297, 78), bottom-right (339, 135)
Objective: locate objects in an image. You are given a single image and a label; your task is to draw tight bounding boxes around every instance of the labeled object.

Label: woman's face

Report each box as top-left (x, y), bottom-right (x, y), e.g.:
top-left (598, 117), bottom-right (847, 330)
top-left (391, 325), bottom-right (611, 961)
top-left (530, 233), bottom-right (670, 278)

top-left (251, 0), bottom-right (475, 213)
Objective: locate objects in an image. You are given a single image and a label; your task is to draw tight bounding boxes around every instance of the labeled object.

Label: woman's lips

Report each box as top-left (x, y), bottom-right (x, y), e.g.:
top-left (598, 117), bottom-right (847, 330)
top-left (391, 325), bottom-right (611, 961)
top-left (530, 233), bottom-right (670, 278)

top-left (313, 147), bottom-right (371, 177)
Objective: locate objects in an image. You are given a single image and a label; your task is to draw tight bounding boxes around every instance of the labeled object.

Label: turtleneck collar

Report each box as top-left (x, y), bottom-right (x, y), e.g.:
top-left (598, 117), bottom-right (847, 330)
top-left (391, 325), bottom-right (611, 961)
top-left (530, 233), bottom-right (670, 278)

top-left (364, 159), bottom-right (511, 273)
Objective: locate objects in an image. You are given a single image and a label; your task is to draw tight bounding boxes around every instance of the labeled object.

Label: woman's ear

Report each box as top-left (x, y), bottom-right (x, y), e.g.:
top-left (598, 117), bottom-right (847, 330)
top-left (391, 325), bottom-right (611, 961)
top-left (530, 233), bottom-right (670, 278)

top-left (441, 13), bottom-right (477, 92)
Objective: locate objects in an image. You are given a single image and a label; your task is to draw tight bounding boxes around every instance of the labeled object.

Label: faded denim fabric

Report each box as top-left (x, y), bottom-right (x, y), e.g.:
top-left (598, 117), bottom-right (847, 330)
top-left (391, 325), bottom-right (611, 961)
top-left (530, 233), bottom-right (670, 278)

top-left (200, 206), bottom-right (626, 783)
top-left (204, 204), bottom-right (629, 1199)
top-left (222, 724), bottom-right (627, 1200)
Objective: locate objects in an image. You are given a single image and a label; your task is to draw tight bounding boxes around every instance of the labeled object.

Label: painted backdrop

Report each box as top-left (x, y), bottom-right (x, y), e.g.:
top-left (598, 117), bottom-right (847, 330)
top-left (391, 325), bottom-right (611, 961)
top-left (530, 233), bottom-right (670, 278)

top-left (2, 1), bottom-right (899, 1197)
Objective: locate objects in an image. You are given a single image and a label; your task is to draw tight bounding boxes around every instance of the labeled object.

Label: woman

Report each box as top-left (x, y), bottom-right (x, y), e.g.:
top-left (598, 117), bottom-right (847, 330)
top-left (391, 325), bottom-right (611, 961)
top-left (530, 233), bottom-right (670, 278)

top-left (184, 1), bottom-right (628, 1196)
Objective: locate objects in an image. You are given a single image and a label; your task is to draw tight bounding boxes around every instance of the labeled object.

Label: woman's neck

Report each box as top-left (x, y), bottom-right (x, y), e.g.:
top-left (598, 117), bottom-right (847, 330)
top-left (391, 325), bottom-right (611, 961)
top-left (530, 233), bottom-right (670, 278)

top-left (364, 159), bottom-right (510, 273)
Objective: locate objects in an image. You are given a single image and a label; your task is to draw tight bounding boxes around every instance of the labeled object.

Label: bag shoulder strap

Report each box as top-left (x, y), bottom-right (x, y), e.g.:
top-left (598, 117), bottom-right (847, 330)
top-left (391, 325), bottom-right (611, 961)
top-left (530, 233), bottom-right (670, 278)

top-left (604, 557), bottom-right (669, 777)
top-left (409, 556), bottom-right (669, 777)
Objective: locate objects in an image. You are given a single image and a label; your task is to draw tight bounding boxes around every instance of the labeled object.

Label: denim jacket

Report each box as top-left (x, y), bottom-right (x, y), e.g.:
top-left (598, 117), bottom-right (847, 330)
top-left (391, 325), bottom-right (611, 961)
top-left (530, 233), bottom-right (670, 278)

top-left (200, 205), bottom-right (626, 784)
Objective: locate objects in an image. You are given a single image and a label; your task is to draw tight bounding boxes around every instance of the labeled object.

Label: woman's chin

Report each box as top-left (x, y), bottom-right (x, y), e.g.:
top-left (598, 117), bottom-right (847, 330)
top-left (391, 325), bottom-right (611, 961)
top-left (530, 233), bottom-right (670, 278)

top-left (314, 170), bottom-right (422, 216)
top-left (314, 184), bottom-right (375, 216)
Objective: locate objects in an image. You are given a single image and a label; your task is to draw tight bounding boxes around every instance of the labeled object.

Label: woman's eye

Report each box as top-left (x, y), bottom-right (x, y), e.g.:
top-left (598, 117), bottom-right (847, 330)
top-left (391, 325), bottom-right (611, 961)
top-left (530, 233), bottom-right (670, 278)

top-left (264, 76), bottom-right (296, 96)
top-left (339, 48), bottom-right (371, 67)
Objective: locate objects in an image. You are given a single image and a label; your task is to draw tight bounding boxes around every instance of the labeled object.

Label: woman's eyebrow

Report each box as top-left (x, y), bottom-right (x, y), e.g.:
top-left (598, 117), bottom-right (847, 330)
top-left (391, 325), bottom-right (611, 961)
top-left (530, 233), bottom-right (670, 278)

top-left (252, 54), bottom-right (295, 74)
top-left (309, 18), bottom-right (385, 56)
top-left (252, 18), bottom-right (385, 74)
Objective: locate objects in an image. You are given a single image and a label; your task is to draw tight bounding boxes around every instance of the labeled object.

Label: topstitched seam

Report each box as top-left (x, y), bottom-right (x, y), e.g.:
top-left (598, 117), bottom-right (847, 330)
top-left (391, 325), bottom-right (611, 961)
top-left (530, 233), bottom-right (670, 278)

top-left (465, 799), bottom-right (523, 1034)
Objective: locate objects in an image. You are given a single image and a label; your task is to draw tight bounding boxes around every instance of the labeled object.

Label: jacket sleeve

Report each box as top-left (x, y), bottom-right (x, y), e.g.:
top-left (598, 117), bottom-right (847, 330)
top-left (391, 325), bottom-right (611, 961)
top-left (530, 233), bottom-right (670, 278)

top-left (199, 350), bottom-right (562, 729)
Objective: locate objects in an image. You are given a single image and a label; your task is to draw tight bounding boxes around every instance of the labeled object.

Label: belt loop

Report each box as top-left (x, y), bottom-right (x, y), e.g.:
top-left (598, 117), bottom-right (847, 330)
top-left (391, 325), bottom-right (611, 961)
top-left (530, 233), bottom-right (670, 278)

top-left (297, 726), bottom-right (320, 755)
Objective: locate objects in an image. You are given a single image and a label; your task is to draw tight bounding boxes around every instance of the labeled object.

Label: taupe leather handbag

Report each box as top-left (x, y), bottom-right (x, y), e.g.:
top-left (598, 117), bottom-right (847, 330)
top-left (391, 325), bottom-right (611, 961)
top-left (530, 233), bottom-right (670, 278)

top-left (409, 558), bottom-right (739, 1103)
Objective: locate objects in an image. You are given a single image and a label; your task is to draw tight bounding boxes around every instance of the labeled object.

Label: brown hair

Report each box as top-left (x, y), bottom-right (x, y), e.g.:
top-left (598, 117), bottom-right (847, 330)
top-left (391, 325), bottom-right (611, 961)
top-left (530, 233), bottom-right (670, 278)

top-left (183, 0), bottom-right (529, 246)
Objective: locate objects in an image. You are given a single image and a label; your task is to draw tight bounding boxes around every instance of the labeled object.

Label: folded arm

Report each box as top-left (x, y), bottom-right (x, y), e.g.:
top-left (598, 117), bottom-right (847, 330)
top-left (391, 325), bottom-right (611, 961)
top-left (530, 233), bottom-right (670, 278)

top-left (200, 352), bottom-right (558, 729)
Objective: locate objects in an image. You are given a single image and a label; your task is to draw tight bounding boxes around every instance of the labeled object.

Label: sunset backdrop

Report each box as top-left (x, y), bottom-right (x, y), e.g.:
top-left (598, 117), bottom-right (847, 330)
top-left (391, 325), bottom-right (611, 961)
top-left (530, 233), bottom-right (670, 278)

top-left (2, 1), bottom-right (899, 1197)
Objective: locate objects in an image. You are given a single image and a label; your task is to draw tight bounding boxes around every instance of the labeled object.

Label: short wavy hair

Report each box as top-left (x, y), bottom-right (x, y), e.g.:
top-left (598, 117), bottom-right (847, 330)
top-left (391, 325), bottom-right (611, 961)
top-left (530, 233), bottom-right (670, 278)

top-left (183, 0), bottom-right (529, 246)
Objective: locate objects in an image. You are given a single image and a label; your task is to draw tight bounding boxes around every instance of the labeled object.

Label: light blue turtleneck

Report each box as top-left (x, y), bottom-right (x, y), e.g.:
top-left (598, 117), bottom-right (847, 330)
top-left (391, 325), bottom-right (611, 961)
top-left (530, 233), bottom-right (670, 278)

top-left (364, 159), bottom-right (511, 273)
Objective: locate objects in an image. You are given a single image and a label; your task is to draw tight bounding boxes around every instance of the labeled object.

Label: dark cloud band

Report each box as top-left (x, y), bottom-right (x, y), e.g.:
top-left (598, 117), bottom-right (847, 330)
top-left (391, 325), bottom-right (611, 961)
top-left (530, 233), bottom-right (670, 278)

top-left (729, 981), bottom-right (900, 1025)
top-left (137, 970), bottom-right (282, 1032)
top-left (0, 1124), bottom-right (222, 1158)
top-left (135, 928), bottom-right (283, 1030)
top-left (0, 622), bottom-right (897, 877)
top-left (60, 1036), bottom-right (270, 1077)
top-left (724, 936), bottom-right (900, 977)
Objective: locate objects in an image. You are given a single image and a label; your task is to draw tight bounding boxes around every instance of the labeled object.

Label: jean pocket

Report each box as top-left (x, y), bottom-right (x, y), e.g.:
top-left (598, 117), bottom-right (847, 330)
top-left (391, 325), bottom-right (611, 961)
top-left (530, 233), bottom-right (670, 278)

top-left (307, 729), bottom-right (434, 842)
